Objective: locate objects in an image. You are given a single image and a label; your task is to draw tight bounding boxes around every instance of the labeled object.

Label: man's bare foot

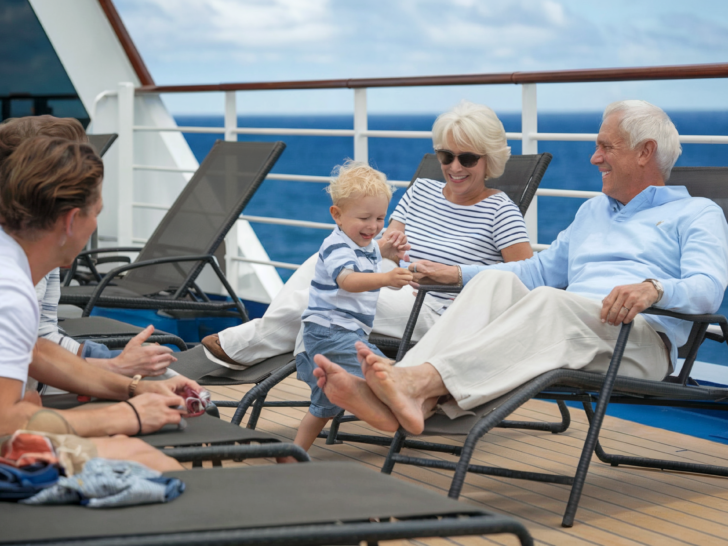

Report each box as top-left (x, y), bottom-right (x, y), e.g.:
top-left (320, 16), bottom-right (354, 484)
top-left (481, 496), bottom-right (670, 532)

top-left (356, 341), bottom-right (394, 377)
top-left (201, 334), bottom-right (240, 366)
top-left (356, 343), bottom-right (428, 435)
top-left (313, 355), bottom-right (399, 432)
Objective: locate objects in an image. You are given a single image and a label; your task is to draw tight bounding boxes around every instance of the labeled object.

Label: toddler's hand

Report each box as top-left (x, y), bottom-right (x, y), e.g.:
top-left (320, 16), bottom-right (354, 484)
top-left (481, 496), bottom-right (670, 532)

top-left (386, 267), bottom-right (414, 288)
top-left (380, 230), bottom-right (411, 262)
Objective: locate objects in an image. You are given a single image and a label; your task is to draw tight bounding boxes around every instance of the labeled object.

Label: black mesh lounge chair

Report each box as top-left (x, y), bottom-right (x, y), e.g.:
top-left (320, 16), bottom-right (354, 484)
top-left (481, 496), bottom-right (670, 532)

top-left (59, 140), bottom-right (286, 322)
top-left (170, 153), bottom-right (552, 431)
top-left (0, 462), bottom-right (533, 546)
top-left (377, 168), bottom-right (728, 527)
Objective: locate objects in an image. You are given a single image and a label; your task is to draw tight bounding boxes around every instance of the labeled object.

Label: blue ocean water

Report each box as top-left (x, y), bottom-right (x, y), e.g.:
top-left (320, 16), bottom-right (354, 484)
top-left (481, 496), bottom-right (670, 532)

top-left (176, 112), bottom-right (728, 368)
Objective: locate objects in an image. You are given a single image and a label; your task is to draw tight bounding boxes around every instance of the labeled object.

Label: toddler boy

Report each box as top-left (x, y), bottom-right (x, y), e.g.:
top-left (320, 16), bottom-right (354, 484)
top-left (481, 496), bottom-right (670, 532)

top-left (291, 161), bottom-right (412, 455)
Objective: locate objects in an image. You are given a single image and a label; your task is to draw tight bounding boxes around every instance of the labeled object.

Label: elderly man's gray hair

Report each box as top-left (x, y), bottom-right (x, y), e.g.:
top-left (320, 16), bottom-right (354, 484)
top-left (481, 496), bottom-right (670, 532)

top-left (603, 100), bottom-right (682, 181)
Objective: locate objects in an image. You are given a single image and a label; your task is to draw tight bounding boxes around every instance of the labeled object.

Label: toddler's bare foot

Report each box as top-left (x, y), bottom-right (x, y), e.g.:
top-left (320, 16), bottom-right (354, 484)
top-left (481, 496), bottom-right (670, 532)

top-left (313, 354), bottom-right (399, 432)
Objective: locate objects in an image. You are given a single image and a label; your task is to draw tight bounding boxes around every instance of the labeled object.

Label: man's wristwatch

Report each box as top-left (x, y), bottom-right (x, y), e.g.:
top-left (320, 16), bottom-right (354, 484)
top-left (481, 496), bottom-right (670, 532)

top-left (643, 278), bottom-right (664, 303)
top-left (128, 374), bottom-right (142, 398)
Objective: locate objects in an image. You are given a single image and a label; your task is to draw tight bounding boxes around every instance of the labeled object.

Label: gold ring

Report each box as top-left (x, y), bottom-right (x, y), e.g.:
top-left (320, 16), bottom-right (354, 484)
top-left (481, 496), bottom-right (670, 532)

top-left (622, 306), bottom-right (630, 312)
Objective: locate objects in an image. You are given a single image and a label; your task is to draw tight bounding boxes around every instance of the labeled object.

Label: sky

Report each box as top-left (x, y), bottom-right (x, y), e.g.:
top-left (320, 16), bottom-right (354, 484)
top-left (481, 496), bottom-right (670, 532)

top-left (114, 0), bottom-right (728, 114)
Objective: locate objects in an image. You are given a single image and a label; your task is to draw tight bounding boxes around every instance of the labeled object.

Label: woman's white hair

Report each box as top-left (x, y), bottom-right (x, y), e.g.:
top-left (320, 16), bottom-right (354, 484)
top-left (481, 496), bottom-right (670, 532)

top-left (432, 100), bottom-right (511, 180)
top-left (603, 100), bottom-right (682, 181)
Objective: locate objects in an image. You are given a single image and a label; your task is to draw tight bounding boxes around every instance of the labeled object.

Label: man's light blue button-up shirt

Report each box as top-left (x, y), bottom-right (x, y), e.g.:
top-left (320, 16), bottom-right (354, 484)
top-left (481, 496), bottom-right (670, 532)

top-left (461, 185), bottom-right (728, 365)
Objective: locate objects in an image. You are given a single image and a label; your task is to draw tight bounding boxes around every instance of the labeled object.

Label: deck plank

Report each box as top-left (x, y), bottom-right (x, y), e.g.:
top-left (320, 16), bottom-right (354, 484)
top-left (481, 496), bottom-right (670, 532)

top-left (206, 377), bottom-right (728, 546)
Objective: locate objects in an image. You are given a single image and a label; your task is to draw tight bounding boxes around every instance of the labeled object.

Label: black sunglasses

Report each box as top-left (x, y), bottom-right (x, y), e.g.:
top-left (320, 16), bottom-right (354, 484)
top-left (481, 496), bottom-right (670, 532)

top-left (435, 149), bottom-right (484, 168)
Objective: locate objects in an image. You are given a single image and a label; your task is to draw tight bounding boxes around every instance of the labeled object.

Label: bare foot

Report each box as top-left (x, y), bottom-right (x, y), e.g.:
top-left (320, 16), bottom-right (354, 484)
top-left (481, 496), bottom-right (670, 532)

top-left (313, 355), bottom-right (399, 432)
top-left (356, 341), bottom-right (394, 377)
top-left (356, 344), bottom-right (428, 435)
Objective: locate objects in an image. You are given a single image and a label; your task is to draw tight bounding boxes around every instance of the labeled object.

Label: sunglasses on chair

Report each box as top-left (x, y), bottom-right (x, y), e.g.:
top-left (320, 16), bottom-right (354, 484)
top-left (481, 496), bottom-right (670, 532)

top-left (435, 150), bottom-right (484, 168)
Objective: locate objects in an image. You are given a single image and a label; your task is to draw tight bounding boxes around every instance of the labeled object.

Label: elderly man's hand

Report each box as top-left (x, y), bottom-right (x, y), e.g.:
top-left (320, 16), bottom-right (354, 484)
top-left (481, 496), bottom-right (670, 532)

top-left (408, 260), bottom-right (460, 287)
top-left (601, 282), bottom-right (660, 325)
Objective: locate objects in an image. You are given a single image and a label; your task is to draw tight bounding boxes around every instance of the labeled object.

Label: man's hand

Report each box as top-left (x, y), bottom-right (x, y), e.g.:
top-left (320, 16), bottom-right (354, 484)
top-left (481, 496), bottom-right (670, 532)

top-left (109, 326), bottom-right (177, 377)
top-left (408, 261), bottom-right (460, 286)
top-left (135, 374), bottom-right (202, 399)
top-left (122, 393), bottom-right (184, 435)
top-left (601, 282), bottom-right (660, 325)
top-left (386, 267), bottom-right (414, 288)
top-left (378, 230), bottom-right (411, 262)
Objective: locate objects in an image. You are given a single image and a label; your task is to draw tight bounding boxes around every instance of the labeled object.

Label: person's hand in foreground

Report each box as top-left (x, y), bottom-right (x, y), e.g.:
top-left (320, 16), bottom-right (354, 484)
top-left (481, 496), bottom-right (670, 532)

top-left (136, 374), bottom-right (202, 399)
top-left (105, 325), bottom-right (177, 377)
top-left (601, 282), bottom-right (661, 326)
top-left (122, 393), bottom-right (186, 435)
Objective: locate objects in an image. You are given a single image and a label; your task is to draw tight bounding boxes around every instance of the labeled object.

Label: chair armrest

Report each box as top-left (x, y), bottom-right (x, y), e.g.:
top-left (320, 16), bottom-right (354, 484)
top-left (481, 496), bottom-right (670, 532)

top-left (414, 284), bottom-right (464, 294)
top-left (642, 307), bottom-right (728, 385)
top-left (75, 246), bottom-right (144, 258)
top-left (64, 247), bottom-right (143, 286)
top-left (642, 307), bottom-right (728, 326)
top-left (82, 254), bottom-right (247, 322)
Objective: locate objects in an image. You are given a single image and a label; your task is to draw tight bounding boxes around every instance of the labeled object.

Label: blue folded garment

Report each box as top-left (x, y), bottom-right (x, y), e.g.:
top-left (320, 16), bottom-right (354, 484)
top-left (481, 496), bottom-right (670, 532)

top-left (0, 462), bottom-right (60, 501)
top-left (21, 458), bottom-right (185, 508)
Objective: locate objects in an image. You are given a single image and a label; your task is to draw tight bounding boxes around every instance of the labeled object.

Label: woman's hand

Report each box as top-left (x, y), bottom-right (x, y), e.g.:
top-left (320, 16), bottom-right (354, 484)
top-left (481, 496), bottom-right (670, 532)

top-left (408, 261), bottom-right (460, 286)
top-left (378, 222), bottom-right (410, 262)
top-left (386, 267), bottom-right (414, 288)
top-left (108, 325), bottom-right (177, 377)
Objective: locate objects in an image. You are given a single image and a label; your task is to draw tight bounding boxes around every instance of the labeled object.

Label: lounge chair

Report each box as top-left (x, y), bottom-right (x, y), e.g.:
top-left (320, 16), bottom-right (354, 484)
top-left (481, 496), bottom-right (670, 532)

top-left (59, 140), bottom-right (286, 323)
top-left (0, 462), bottom-right (533, 546)
top-left (378, 166), bottom-right (728, 527)
top-left (171, 153), bottom-right (553, 431)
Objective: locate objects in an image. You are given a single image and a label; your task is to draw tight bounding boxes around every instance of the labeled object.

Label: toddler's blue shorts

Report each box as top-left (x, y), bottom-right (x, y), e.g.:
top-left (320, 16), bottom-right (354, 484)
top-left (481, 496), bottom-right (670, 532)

top-left (296, 322), bottom-right (385, 419)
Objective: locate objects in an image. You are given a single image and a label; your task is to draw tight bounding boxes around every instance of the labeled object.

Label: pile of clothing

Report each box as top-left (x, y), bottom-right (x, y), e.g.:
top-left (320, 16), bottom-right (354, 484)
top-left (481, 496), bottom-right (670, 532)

top-left (0, 431), bottom-right (184, 507)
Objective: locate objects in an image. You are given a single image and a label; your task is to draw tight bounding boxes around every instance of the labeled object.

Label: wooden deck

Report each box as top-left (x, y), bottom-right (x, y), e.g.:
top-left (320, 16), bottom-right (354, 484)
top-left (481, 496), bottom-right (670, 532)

top-left (207, 376), bottom-right (728, 546)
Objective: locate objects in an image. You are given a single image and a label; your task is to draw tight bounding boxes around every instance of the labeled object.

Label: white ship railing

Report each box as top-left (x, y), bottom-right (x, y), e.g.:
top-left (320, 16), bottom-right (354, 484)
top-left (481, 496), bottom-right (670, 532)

top-left (103, 63), bottom-right (728, 273)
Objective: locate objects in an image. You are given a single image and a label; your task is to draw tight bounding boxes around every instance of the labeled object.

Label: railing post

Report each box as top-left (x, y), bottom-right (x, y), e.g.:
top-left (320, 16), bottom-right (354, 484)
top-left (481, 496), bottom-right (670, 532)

top-left (224, 90), bottom-right (240, 292)
top-left (521, 83), bottom-right (538, 245)
top-left (117, 82), bottom-right (135, 247)
top-left (353, 88), bottom-right (368, 163)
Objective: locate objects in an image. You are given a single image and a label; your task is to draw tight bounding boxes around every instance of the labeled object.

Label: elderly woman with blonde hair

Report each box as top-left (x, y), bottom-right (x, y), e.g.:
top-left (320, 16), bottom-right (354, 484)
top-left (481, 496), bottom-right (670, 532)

top-left (202, 100), bottom-right (533, 367)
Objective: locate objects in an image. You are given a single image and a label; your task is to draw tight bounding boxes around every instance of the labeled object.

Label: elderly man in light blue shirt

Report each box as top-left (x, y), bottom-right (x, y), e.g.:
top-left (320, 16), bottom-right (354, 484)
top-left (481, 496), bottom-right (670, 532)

top-left (311, 100), bottom-right (728, 436)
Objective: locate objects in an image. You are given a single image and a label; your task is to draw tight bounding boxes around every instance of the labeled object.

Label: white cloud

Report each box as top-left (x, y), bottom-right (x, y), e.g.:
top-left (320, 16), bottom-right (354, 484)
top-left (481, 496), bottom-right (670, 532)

top-left (119, 0), bottom-right (336, 54)
top-left (114, 0), bottom-right (728, 112)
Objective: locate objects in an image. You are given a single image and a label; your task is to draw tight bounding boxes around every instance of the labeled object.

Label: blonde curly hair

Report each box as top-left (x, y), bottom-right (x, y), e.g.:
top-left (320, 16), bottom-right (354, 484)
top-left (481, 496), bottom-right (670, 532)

top-left (327, 160), bottom-right (393, 205)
